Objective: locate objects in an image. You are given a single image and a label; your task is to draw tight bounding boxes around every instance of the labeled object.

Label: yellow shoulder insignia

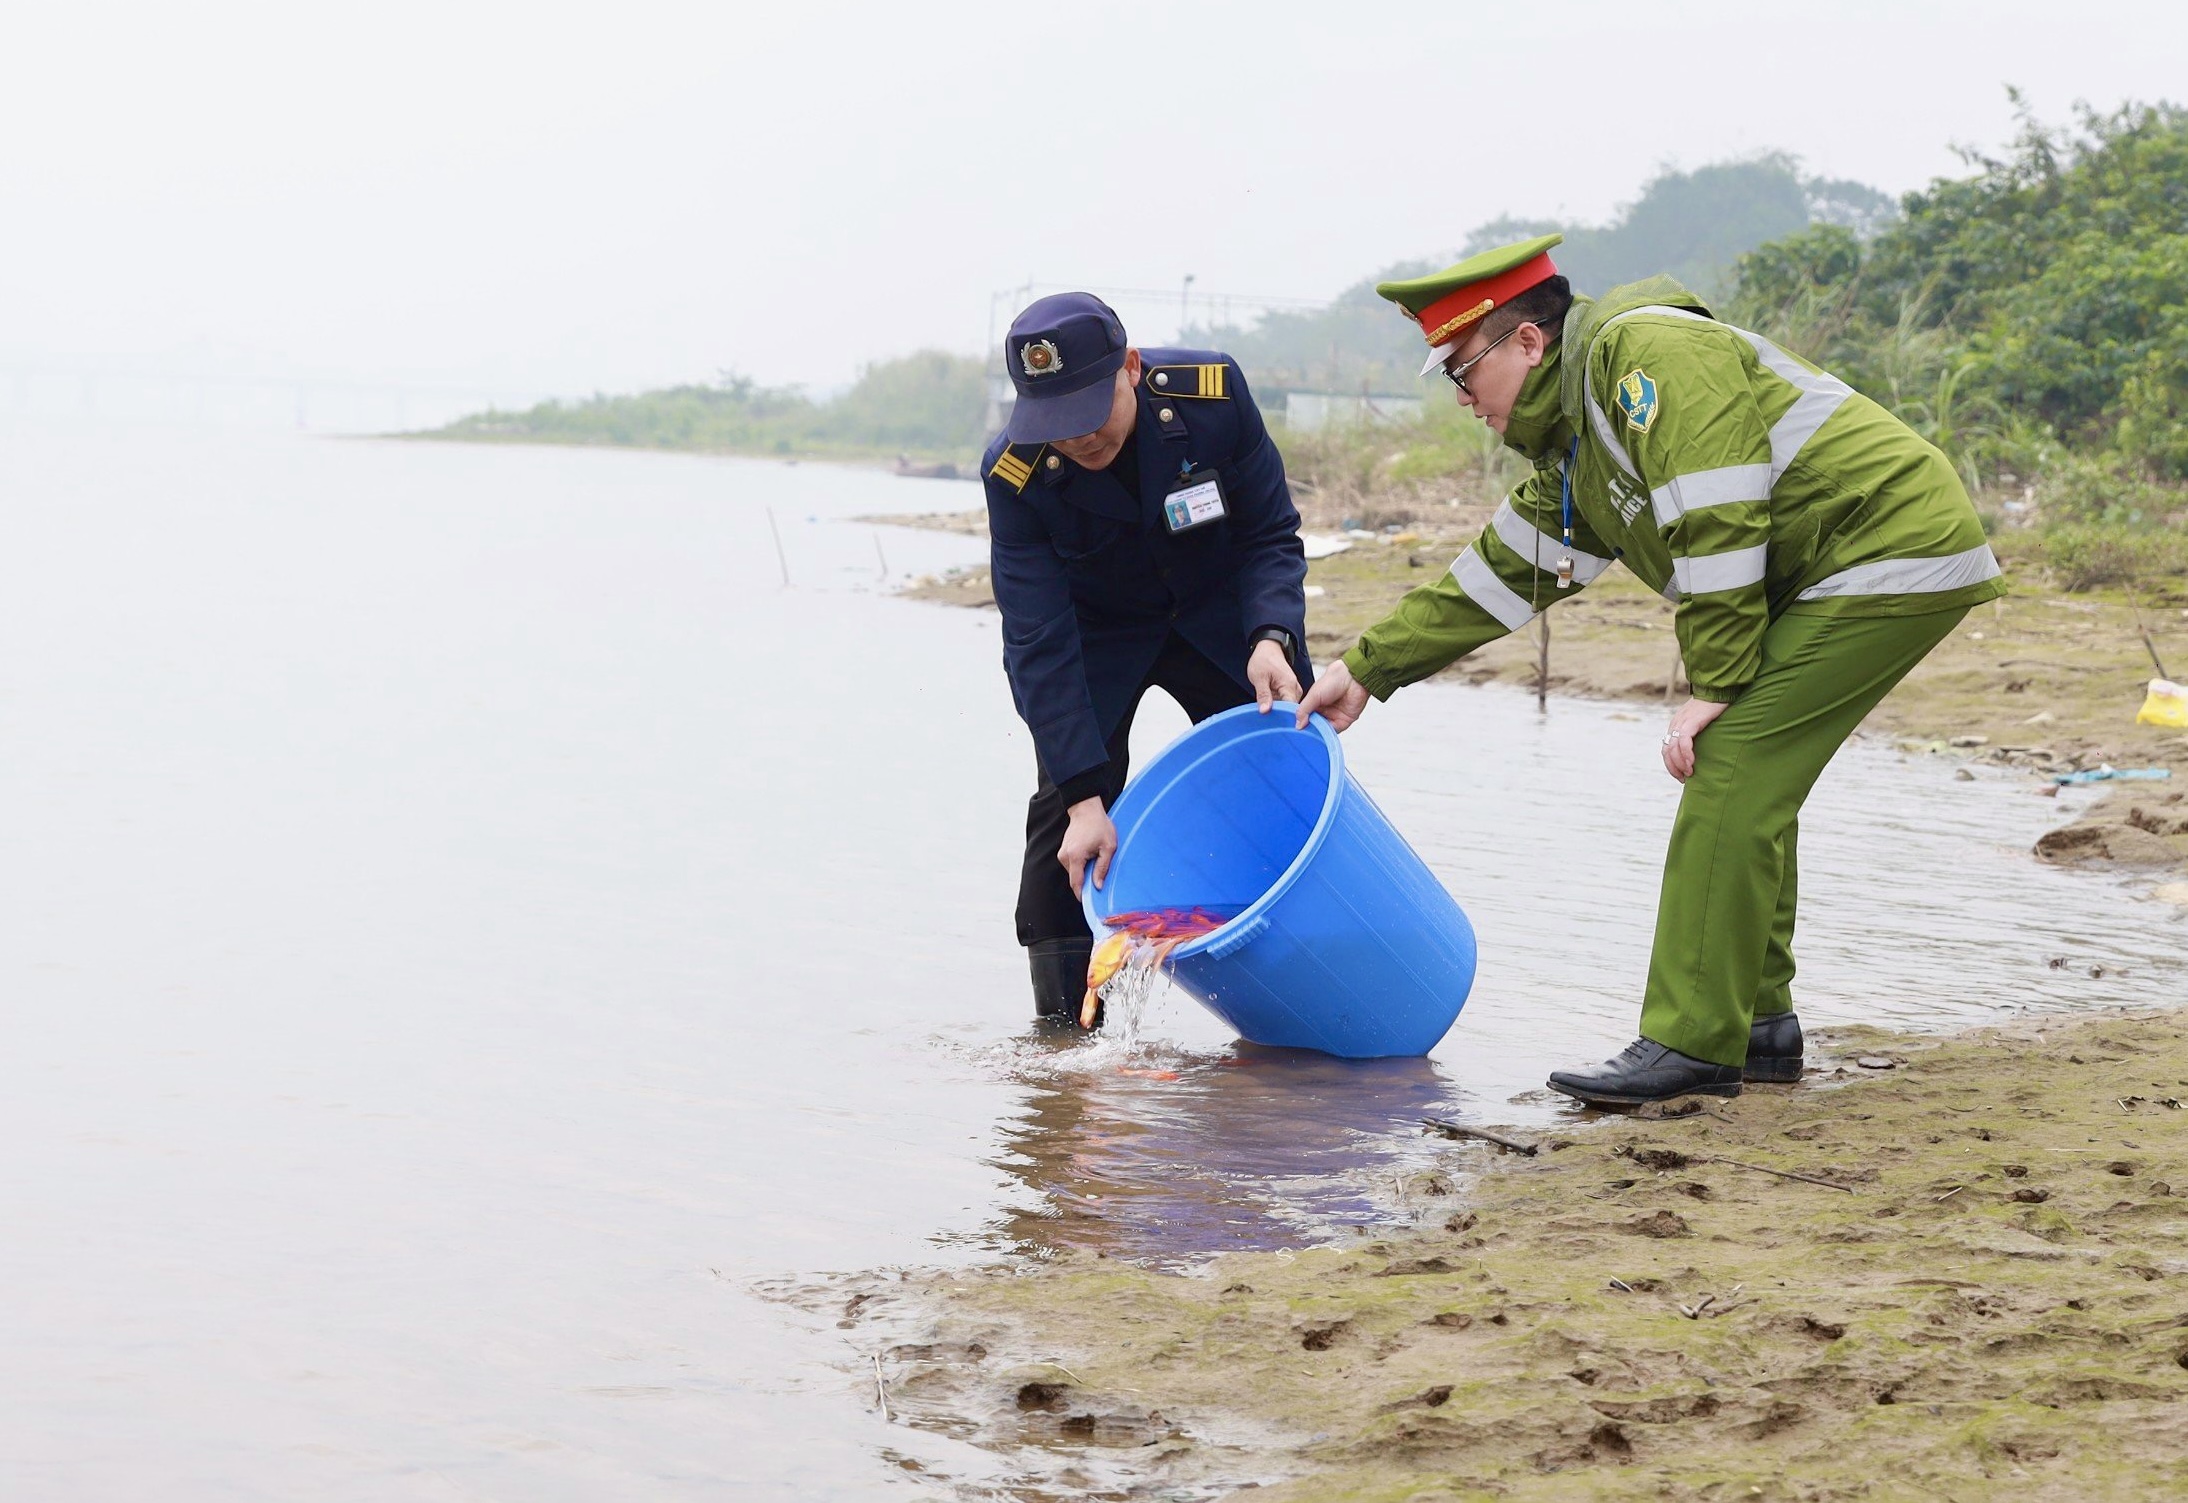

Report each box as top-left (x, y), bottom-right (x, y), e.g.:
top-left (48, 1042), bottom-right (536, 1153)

top-left (988, 443), bottom-right (1044, 492)
top-left (1146, 363), bottom-right (1229, 400)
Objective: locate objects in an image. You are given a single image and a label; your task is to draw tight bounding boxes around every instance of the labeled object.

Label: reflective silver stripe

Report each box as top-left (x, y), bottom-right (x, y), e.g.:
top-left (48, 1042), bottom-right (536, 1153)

top-left (1587, 304), bottom-right (1679, 485)
top-left (1582, 365), bottom-right (1638, 478)
top-left (1659, 578), bottom-right (1682, 602)
top-left (1749, 339), bottom-right (1853, 476)
top-left (1672, 544), bottom-right (1768, 594)
top-left (1490, 499), bottom-right (1612, 584)
top-left (1450, 546), bottom-right (1538, 631)
top-left (1598, 304), bottom-right (1850, 486)
top-left (1649, 463), bottom-right (1773, 529)
top-left (1795, 543), bottom-right (2002, 601)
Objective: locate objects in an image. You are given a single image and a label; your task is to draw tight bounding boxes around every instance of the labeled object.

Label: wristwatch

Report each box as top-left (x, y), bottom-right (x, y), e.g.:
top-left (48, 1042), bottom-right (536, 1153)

top-left (1249, 626), bottom-right (1298, 656)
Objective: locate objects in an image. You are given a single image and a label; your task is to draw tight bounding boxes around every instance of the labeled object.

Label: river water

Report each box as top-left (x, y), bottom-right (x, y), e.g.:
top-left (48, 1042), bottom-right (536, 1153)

top-left (2, 426), bottom-right (2178, 1499)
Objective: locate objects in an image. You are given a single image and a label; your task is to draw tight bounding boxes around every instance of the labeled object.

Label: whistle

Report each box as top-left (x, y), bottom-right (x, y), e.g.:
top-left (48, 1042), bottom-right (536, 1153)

top-left (1556, 555), bottom-right (1575, 589)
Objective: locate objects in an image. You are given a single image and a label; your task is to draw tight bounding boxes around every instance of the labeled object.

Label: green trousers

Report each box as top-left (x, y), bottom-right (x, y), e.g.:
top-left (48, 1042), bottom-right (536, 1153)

top-left (1640, 606), bottom-right (1970, 1067)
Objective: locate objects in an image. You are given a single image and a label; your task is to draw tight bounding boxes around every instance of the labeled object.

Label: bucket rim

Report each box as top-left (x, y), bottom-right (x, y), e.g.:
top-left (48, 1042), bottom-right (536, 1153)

top-left (1081, 701), bottom-right (1344, 960)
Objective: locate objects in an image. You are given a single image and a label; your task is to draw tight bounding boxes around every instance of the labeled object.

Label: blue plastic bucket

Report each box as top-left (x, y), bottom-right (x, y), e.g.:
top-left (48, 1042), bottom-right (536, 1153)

top-left (1082, 703), bottom-right (1475, 1058)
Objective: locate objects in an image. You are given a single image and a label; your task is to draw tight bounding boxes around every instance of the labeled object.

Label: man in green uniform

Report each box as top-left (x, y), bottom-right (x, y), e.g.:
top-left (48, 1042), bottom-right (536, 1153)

top-left (1296, 235), bottom-right (2004, 1105)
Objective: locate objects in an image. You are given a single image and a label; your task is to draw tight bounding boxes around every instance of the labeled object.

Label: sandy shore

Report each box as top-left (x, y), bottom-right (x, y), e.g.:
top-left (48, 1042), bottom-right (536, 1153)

top-left (850, 1010), bottom-right (2188, 1499)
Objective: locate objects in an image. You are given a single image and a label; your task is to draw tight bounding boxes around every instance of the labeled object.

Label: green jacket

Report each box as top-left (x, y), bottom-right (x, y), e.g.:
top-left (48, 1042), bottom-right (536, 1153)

top-left (1344, 277), bottom-right (2005, 703)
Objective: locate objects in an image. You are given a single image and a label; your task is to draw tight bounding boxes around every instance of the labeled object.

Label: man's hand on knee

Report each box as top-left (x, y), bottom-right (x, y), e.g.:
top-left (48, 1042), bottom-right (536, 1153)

top-left (1661, 696), bottom-right (1730, 781)
top-left (1058, 797), bottom-right (1117, 898)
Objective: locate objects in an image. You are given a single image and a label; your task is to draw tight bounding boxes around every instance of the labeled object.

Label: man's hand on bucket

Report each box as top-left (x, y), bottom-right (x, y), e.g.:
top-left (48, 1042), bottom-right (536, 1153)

top-left (1060, 797), bottom-right (1118, 898)
top-left (1295, 659), bottom-right (1370, 732)
top-left (1247, 638), bottom-right (1303, 713)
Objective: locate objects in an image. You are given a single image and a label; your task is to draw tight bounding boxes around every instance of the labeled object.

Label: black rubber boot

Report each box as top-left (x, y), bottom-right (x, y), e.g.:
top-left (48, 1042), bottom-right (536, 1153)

top-left (1028, 938), bottom-right (1094, 1023)
top-left (1744, 1011), bottom-right (1804, 1083)
top-left (1547, 1037), bottom-right (1742, 1107)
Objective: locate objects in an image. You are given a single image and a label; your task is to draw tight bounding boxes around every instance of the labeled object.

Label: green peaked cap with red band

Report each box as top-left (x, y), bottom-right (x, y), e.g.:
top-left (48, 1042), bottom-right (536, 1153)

top-left (1377, 233), bottom-right (1564, 369)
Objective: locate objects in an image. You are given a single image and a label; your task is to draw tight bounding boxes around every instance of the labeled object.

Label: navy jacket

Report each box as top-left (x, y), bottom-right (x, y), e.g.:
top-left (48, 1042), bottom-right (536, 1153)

top-left (982, 349), bottom-right (1311, 797)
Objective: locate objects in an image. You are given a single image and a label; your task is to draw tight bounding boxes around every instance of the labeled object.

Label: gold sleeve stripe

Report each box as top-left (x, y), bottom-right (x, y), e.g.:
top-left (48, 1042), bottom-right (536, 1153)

top-left (989, 450), bottom-right (1034, 490)
top-left (1200, 363), bottom-right (1226, 399)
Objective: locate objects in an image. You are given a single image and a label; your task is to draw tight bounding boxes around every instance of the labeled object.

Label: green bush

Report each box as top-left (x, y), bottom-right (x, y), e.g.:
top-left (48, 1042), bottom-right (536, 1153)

top-left (2031, 453), bottom-right (2181, 527)
top-left (2036, 523), bottom-right (2188, 591)
top-left (2113, 331), bottom-right (2188, 478)
top-left (1725, 98), bottom-right (2188, 481)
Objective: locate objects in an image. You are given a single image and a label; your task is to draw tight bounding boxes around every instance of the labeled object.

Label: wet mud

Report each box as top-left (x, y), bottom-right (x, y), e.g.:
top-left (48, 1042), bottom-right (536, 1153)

top-left (844, 1012), bottom-right (2188, 1500)
top-left (2036, 787), bottom-right (2188, 868)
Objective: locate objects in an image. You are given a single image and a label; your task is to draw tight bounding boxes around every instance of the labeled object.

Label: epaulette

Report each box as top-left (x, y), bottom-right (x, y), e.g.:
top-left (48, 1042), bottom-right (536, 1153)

top-left (1146, 363), bottom-right (1229, 400)
top-left (987, 442), bottom-right (1046, 493)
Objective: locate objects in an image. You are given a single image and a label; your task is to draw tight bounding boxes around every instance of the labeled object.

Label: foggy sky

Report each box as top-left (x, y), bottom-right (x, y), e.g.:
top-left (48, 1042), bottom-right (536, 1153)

top-left (5, 0), bottom-right (2182, 411)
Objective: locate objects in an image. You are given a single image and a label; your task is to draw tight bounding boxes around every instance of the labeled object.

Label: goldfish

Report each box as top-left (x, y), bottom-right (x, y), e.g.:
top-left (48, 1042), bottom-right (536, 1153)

top-left (1082, 932), bottom-right (1132, 1028)
top-left (1101, 907), bottom-right (1232, 940)
top-left (1080, 908), bottom-right (1234, 1029)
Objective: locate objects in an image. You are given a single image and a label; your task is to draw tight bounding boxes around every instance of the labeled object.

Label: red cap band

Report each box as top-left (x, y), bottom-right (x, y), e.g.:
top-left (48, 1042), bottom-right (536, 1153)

top-left (1416, 253), bottom-right (1559, 346)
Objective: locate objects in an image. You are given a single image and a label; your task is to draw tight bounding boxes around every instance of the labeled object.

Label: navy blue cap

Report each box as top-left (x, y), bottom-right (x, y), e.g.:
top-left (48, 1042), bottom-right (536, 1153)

top-left (1002, 292), bottom-right (1129, 443)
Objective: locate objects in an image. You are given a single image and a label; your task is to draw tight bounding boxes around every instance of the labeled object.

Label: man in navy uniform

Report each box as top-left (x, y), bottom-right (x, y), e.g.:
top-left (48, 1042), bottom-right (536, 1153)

top-left (982, 292), bottom-right (1312, 1020)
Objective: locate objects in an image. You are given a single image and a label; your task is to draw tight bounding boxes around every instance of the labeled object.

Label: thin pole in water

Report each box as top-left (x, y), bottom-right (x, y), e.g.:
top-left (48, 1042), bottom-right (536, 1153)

top-left (873, 530), bottom-right (890, 580)
top-left (765, 505), bottom-right (790, 588)
top-left (1535, 611), bottom-right (1550, 713)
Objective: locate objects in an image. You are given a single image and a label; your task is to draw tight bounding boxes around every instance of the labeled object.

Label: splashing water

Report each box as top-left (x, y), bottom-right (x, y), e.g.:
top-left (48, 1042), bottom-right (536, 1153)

top-left (1084, 908), bottom-right (1239, 1049)
top-left (1091, 943), bottom-right (1167, 1052)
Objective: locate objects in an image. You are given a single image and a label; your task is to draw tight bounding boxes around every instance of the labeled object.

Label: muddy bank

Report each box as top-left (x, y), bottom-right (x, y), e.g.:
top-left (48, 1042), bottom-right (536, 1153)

top-left (2036, 787), bottom-right (2188, 872)
top-left (877, 506), bottom-right (2187, 875)
top-left (847, 1011), bottom-right (2188, 1500)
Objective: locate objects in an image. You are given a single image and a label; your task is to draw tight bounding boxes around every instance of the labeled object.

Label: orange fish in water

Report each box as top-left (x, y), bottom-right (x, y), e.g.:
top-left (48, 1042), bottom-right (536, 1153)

top-left (1082, 932), bottom-right (1132, 1028)
top-left (1082, 934), bottom-right (1190, 1029)
top-left (1102, 907), bottom-right (1231, 940)
top-left (1080, 909), bottom-right (1232, 1029)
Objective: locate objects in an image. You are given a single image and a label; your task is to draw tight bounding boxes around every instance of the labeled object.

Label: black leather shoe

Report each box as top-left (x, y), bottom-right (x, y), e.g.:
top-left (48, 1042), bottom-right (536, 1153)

top-left (1547, 1037), bottom-right (1742, 1106)
top-left (1744, 1011), bottom-right (1804, 1083)
top-left (1028, 938), bottom-right (1095, 1023)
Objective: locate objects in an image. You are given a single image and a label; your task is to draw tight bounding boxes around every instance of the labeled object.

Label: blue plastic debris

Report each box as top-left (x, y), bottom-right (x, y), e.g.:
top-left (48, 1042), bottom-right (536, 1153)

top-left (2050, 767), bottom-right (2174, 786)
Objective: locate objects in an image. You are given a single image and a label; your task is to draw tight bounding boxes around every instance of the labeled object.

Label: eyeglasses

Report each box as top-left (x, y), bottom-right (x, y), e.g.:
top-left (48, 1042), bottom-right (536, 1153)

top-left (1441, 322), bottom-right (1543, 396)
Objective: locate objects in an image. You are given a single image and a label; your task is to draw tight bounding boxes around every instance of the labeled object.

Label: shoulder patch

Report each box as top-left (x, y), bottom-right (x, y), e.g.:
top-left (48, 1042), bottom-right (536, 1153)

top-left (988, 443), bottom-right (1045, 493)
top-left (1145, 363), bottom-right (1229, 400)
top-left (1615, 368), bottom-right (1659, 434)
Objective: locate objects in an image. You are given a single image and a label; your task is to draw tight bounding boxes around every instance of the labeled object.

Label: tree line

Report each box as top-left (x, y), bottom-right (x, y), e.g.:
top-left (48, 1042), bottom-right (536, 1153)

top-left (1720, 98), bottom-right (2187, 586)
top-left (428, 99), bottom-right (2186, 587)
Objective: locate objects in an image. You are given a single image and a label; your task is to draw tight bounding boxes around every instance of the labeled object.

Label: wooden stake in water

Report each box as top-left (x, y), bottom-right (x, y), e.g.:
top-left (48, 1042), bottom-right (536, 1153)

top-left (1535, 611), bottom-right (1550, 713)
top-left (765, 505), bottom-right (790, 587)
top-left (2125, 583), bottom-right (2170, 679)
top-left (872, 530), bottom-right (890, 581)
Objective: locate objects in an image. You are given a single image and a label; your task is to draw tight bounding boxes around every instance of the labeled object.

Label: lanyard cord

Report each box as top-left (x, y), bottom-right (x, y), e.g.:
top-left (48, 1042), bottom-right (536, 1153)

top-left (1551, 437), bottom-right (1581, 590)
top-left (1560, 436), bottom-right (1578, 553)
top-left (1529, 437), bottom-right (1585, 615)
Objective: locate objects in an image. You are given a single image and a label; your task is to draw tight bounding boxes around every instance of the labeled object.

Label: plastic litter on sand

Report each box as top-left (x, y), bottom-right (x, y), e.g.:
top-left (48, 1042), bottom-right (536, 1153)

top-left (2050, 766), bottom-right (2173, 786)
top-left (2137, 678), bottom-right (2188, 729)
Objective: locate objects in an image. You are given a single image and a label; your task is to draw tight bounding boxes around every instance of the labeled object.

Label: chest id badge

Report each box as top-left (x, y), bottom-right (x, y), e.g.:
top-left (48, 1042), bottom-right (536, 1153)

top-left (1162, 469), bottom-right (1227, 533)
